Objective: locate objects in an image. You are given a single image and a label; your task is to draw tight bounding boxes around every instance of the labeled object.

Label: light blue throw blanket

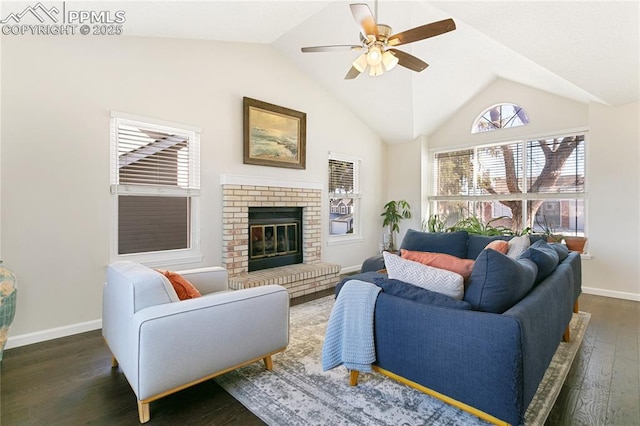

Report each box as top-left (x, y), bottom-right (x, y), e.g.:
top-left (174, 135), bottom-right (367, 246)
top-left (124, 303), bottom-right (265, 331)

top-left (322, 280), bottom-right (382, 373)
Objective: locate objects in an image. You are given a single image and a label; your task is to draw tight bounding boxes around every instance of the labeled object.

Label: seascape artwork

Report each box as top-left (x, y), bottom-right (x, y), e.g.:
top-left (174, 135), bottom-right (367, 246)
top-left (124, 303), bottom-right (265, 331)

top-left (249, 107), bottom-right (300, 162)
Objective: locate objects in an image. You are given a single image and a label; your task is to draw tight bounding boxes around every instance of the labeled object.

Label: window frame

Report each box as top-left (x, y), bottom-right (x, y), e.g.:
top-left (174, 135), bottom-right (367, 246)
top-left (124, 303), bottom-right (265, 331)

top-left (428, 129), bottom-right (588, 237)
top-left (110, 111), bottom-right (202, 267)
top-left (327, 152), bottom-right (363, 245)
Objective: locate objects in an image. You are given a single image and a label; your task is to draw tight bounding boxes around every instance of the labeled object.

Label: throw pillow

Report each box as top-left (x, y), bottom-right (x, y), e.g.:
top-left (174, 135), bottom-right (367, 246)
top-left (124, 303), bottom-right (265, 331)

top-left (518, 239), bottom-right (560, 284)
top-left (372, 277), bottom-right (472, 310)
top-left (398, 229), bottom-right (469, 259)
top-left (383, 251), bottom-right (464, 300)
top-left (506, 235), bottom-right (530, 258)
top-left (484, 240), bottom-right (509, 254)
top-left (161, 270), bottom-right (202, 300)
top-left (400, 249), bottom-right (474, 280)
top-left (549, 242), bottom-right (569, 261)
top-left (467, 235), bottom-right (510, 259)
top-left (464, 249), bottom-right (538, 313)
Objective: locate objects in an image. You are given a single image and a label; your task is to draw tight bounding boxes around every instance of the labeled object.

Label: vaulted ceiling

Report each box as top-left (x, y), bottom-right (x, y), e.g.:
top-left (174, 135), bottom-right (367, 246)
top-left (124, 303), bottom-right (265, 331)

top-left (76, 1), bottom-right (640, 143)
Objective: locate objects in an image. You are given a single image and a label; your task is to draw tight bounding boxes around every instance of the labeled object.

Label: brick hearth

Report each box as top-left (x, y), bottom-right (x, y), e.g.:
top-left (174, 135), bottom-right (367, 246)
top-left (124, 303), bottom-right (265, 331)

top-left (221, 175), bottom-right (341, 298)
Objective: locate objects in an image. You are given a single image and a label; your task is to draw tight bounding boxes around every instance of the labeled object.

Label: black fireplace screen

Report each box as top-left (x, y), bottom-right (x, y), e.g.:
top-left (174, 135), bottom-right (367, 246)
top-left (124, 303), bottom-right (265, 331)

top-left (250, 223), bottom-right (298, 258)
top-left (248, 207), bottom-right (303, 271)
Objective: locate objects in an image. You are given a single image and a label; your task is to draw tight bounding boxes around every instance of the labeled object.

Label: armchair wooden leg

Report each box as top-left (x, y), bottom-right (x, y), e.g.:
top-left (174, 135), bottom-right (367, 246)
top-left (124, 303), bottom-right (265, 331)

top-left (137, 400), bottom-right (150, 423)
top-left (349, 370), bottom-right (359, 386)
top-left (573, 300), bottom-right (579, 314)
top-left (263, 355), bottom-right (273, 371)
top-left (563, 326), bottom-right (571, 342)
top-left (111, 356), bottom-right (119, 368)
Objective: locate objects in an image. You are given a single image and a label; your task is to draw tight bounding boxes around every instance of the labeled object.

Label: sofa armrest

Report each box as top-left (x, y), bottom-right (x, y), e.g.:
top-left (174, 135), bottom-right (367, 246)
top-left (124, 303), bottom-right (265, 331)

top-left (126, 285), bottom-right (289, 400)
top-left (361, 254), bottom-right (385, 273)
top-left (179, 266), bottom-right (229, 294)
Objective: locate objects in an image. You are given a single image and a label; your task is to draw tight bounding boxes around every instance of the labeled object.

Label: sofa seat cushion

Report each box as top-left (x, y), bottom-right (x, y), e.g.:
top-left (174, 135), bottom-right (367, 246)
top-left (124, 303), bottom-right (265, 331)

top-left (518, 239), bottom-right (560, 284)
top-left (372, 277), bottom-right (472, 310)
top-left (464, 249), bottom-right (538, 313)
top-left (400, 249), bottom-right (474, 280)
top-left (383, 252), bottom-right (464, 300)
top-left (399, 230), bottom-right (468, 259)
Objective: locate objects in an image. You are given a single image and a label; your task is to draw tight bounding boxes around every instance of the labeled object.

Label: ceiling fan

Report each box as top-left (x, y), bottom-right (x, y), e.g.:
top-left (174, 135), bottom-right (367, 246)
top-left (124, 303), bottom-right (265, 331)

top-left (301, 2), bottom-right (456, 79)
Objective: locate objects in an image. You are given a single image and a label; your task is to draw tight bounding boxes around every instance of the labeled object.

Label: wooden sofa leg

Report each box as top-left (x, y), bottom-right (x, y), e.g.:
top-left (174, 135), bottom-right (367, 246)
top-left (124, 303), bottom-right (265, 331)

top-left (137, 400), bottom-right (150, 423)
top-left (563, 326), bottom-right (571, 342)
top-left (573, 300), bottom-right (579, 314)
top-left (111, 356), bottom-right (119, 368)
top-left (263, 355), bottom-right (273, 371)
top-left (349, 370), bottom-right (359, 386)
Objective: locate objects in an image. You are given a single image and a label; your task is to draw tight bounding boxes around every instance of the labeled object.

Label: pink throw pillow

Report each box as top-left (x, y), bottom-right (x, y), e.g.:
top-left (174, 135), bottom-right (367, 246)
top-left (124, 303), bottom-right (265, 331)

top-left (485, 240), bottom-right (509, 254)
top-left (400, 249), bottom-right (475, 280)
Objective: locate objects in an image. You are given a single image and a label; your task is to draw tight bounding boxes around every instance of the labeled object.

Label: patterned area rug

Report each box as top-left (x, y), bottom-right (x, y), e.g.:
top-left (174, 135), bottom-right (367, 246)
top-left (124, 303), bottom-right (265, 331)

top-left (215, 296), bottom-right (590, 426)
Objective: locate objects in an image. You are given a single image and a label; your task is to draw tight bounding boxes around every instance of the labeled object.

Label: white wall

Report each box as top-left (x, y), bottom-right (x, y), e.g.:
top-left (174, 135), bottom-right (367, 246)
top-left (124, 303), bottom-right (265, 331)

top-left (1, 35), bottom-right (385, 344)
top-left (395, 78), bottom-right (639, 300)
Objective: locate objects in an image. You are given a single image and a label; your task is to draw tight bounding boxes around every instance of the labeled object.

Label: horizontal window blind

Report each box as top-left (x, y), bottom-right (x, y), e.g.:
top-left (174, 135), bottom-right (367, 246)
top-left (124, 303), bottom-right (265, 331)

top-left (434, 149), bottom-right (473, 196)
top-left (118, 196), bottom-right (189, 254)
top-left (329, 158), bottom-right (357, 195)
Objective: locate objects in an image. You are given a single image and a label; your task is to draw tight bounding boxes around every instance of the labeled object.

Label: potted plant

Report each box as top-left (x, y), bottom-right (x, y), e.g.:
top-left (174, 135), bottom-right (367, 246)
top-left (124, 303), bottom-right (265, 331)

top-left (381, 200), bottom-right (412, 252)
top-left (564, 236), bottom-right (588, 253)
top-left (536, 215), bottom-right (563, 243)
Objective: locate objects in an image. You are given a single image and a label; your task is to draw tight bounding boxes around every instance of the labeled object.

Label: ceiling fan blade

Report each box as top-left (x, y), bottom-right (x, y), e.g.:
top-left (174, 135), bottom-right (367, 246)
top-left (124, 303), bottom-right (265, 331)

top-left (387, 18), bottom-right (456, 47)
top-left (350, 3), bottom-right (378, 40)
top-left (301, 45), bottom-right (363, 53)
top-left (388, 49), bottom-right (429, 72)
top-left (344, 66), bottom-right (362, 80)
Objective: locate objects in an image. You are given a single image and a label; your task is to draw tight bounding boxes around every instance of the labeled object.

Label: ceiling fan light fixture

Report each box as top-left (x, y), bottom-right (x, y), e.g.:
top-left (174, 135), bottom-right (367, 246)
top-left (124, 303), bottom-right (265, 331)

top-left (369, 63), bottom-right (384, 77)
top-left (382, 50), bottom-right (399, 71)
top-left (352, 53), bottom-right (368, 73)
top-left (366, 45), bottom-right (383, 66)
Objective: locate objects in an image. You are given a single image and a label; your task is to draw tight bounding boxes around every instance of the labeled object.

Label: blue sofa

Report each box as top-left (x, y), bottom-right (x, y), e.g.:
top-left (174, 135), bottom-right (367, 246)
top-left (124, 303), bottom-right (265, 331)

top-left (337, 229), bottom-right (582, 425)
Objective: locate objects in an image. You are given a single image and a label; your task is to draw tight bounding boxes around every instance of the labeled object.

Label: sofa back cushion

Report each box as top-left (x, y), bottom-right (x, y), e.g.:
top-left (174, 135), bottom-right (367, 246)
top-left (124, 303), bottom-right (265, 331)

top-left (399, 229), bottom-right (468, 259)
top-left (372, 277), bottom-right (472, 310)
top-left (466, 235), bottom-right (511, 259)
top-left (383, 252), bottom-right (465, 300)
top-left (518, 239), bottom-right (560, 284)
top-left (464, 249), bottom-right (538, 313)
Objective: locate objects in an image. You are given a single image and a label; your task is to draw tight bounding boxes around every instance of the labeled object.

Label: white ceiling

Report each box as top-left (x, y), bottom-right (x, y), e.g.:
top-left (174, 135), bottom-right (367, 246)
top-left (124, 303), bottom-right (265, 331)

top-left (64, 1), bottom-right (640, 143)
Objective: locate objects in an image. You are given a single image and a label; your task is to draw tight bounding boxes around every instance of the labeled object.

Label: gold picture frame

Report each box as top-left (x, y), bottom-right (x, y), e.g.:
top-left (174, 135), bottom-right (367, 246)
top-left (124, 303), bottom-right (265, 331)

top-left (243, 97), bottom-right (306, 169)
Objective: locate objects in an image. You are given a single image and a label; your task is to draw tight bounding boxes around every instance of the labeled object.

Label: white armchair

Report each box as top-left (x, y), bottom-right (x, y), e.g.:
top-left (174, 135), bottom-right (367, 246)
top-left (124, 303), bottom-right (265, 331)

top-left (103, 261), bottom-right (289, 423)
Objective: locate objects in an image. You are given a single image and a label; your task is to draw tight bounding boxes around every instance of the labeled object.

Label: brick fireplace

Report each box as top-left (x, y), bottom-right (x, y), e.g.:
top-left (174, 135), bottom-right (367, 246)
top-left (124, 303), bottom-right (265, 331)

top-left (220, 174), bottom-right (340, 298)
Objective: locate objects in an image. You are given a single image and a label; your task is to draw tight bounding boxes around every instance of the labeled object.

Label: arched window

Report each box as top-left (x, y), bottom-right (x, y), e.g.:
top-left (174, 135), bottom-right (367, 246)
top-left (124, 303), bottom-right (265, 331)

top-left (472, 103), bottom-right (529, 133)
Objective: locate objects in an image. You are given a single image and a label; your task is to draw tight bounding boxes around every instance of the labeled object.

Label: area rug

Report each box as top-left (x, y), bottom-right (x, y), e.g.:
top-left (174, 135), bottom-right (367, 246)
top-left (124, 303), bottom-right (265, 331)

top-left (215, 296), bottom-right (590, 426)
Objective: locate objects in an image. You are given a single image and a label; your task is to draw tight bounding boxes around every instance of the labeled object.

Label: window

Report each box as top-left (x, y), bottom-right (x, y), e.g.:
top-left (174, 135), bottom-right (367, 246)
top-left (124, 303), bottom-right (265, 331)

top-left (328, 153), bottom-right (360, 239)
top-left (472, 103), bottom-right (529, 133)
top-left (430, 133), bottom-right (586, 236)
top-left (110, 112), bottom-right (201, 265)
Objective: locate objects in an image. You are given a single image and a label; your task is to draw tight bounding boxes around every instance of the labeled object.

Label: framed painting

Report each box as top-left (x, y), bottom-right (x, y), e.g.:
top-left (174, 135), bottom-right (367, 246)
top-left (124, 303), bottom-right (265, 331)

top-left (243, 97), bottom-right (306, 169)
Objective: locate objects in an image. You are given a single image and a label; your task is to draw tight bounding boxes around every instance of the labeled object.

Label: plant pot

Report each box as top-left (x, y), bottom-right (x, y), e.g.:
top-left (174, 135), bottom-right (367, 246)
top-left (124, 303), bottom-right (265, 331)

top-left (564, 236), bottom-right (587, 253)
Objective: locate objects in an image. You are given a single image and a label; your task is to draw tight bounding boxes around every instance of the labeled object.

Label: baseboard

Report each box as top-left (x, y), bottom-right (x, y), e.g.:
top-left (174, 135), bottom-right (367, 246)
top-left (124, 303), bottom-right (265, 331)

top-left (340, 265), bottom-right (361, 274)
top-left (583, 287), bottom-right (640, 302)
top-left (5, 319), bottom-right (102, 350)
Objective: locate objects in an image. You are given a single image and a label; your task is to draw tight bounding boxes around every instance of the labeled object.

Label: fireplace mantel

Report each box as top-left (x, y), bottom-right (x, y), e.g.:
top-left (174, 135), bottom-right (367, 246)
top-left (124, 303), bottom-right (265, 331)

top-left (219, 174), bottom-right (323, 190)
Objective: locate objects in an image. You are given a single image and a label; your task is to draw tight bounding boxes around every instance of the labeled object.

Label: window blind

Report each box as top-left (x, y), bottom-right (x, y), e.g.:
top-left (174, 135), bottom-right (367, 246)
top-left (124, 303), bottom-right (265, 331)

top-left (329, 158), bottom-right (358, 195)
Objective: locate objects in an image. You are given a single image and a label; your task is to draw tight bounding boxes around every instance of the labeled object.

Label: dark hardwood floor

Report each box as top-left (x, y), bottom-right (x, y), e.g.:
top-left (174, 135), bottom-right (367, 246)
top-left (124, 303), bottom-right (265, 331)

top-left (1, 292), bottom-right (638, 425)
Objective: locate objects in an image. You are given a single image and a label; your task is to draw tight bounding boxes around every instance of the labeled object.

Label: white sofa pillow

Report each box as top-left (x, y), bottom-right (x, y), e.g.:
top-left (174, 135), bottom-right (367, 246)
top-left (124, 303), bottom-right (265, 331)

top-left (383, 252), bottom-right (464, 300)
top-left (507, 235), bottom-right (530, 258)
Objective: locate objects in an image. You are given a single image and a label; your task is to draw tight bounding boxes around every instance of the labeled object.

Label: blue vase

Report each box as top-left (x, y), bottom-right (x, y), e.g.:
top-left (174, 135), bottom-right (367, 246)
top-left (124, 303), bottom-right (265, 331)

top-left (0, 261), bottom-right (17, 361)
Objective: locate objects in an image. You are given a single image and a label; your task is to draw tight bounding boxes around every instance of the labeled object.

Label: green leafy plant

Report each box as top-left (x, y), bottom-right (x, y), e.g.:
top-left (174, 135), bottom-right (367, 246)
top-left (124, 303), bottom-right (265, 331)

top-left (381, 200), bottom-right (412, 251)
top-left (449, 215), bottom-right (514, 236)
top-left (423, 214), bottom-right (448, 233)
top-left (536, 215), bottom-right (563, 242)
